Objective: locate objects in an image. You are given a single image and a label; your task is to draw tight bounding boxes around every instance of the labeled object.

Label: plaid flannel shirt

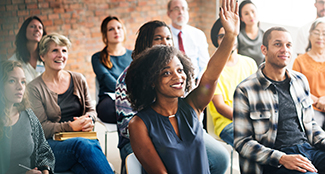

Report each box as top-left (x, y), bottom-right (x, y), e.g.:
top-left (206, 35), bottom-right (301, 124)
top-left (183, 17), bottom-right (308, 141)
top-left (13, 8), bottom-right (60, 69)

top-left (233, 64), bottom-right (325, 174)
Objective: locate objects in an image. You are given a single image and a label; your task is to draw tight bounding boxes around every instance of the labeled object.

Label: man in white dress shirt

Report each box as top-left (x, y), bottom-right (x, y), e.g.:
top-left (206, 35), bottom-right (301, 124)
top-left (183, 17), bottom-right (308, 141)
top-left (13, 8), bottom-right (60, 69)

top-left (295, 0), bottom-right (325, 55)
top-left (167, 0), bottom-right (210, 81)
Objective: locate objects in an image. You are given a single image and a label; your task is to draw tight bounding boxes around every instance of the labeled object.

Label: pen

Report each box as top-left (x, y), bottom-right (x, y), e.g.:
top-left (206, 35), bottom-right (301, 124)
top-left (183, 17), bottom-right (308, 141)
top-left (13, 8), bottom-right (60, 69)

top-left (18, 164), bottom-right (32, 171)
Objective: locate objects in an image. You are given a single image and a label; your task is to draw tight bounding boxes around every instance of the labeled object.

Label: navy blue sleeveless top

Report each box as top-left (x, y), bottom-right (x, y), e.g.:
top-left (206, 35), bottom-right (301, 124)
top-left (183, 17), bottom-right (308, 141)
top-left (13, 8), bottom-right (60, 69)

top-left (136, 98), bottom-right (210, 174)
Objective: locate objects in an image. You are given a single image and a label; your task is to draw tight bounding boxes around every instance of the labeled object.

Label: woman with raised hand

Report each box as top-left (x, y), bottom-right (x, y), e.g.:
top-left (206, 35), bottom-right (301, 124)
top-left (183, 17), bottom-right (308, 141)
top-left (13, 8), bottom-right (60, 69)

top-left (91, 16), bottom-right (132, 123)
top-left (115, 20), bottom-right (174, 174)
top-left (27, 33), bottom-right (113, 174)
top-left (125, 0), bottom-right (239, 173)
top-left (9, 16), bottom-right (47, 83)
top-left (0, 60), bottom-right (54, 174)
top-left (237, 0), bottom-right (264, 66)
top-left (293, 17), bottom-right (325, 129)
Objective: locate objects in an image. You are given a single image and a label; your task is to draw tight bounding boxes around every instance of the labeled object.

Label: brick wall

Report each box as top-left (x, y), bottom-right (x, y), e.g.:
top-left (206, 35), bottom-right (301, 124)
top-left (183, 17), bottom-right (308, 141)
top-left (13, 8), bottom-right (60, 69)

top-left (0, 0), bottom-right (217, 99)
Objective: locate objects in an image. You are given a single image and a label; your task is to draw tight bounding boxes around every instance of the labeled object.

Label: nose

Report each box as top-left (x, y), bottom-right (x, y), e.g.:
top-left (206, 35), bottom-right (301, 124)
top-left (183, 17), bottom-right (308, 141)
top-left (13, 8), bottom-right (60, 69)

top-left (16, 81), bottom-right (24, 90)
top-left (161, 38), bottom-right (168, 45)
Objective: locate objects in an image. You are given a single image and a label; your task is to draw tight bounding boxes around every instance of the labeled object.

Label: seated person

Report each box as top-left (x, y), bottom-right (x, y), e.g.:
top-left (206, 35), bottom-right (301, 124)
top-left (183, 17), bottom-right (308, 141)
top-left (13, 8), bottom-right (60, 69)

top-left (91, 16), bottom-right (132, 123)
top-left (116, 20), bottom-right (229, 173)
top-left (0, 60), bottom-right (54, 174)
top-left (125, 1), bottom-right (238, 172)
top-left (9, 16), bottom-right (47, 83)
top-left (208, 18), bottom-right (257, 146)
top-left (293, 17), bottom-right (325, 129)
top-left (27, 33), bottom-right (114, 174)
top-left (233, 27), bottom-right (325, 174)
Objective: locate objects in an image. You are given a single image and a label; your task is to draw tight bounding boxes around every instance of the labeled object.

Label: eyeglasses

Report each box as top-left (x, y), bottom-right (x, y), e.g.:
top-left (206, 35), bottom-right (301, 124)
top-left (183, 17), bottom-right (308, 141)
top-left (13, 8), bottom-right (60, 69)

top-left (316, 1), bottom-right (325, 5)
top-left (217, 34), bottom-right (225, 40)
top-left (170, 7), bottom-right (189, 12)
top-left (311, 31), bottom-right (325, 37)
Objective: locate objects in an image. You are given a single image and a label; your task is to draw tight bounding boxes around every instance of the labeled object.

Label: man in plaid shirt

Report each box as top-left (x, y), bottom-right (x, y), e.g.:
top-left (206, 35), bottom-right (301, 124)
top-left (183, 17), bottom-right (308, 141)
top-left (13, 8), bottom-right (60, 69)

top-left (233, 27), bottom-right (325, 174)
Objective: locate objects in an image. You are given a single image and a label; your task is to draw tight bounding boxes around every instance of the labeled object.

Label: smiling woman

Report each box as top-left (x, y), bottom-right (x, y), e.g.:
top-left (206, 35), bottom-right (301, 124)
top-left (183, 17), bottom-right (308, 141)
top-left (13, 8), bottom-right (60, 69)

top-left (27, 33), bottom-right (114, 173)
top-left (9, 16), bottom-right (47, 84)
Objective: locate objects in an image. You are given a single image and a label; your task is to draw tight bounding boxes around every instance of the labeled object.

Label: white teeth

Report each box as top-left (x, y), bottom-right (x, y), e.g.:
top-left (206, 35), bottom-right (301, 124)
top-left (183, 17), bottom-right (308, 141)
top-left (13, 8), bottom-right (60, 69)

top-left (171, 83), bottom-right (182, 88)
top-left (55, 60), bottom-right (63, 63)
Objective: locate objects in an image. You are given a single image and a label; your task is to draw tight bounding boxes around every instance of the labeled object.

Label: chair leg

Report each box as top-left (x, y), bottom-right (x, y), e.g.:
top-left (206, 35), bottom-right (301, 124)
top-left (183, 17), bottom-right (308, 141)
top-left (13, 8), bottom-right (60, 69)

top-left (230, 147), bottom-right (233, 174)
top-left (105, 131), bottom-right (108, 157)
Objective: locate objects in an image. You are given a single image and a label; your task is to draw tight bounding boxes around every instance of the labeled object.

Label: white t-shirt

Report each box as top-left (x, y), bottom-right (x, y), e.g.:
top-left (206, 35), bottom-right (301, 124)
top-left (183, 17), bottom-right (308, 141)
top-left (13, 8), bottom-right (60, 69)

top-left (295, 21), bottom-right (313, 55)
top-left (9, 53), bottom-right (45, 83)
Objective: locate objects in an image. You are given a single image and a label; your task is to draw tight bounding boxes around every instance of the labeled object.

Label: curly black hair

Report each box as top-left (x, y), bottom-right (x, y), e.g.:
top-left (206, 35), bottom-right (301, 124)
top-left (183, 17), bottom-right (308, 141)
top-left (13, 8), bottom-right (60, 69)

top-left (125, 45), bottom-right (194, 111)
top-left (132, 20), bottom-right (171, 59)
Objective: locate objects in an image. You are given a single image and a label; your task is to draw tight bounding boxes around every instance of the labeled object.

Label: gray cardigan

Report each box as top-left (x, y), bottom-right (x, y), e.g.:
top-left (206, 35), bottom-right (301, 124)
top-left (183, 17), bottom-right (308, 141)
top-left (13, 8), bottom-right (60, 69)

top-left (27, 71), bottom-right (96, 139)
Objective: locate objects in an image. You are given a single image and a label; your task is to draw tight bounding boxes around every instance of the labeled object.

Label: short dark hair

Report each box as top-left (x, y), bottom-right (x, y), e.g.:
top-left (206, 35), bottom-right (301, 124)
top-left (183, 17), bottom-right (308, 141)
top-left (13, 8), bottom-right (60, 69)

top-left (15, 16), bottom-right (47, 63)
top-left (239, 0), bottom-right (257, 31)
top-left (211, 18), bottom-right (223, 48)
top-left (132, 20), bottom-right (171, 59)
top-left (125, 45), bottom-right (194, 111)
top-left (262, 27), bottom-right (289, 48)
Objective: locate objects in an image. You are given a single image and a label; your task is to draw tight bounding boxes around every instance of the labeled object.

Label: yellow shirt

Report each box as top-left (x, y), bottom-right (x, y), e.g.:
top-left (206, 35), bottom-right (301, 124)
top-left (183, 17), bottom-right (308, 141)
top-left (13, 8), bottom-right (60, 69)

top-left (207, 55), bottom-right (257, 136)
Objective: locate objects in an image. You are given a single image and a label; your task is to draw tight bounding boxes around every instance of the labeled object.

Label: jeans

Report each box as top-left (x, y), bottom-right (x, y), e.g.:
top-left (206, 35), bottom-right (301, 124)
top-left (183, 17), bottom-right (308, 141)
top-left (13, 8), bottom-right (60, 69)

top-left (219, 122), bottom-right (234, 147)
top-left (204, 131), bottom-right (230, 174)
top-left (97, 95), bottom-right (116, 123)
top-left (263, 143), bottom-right (325, 174)
top-left (48, 138), bottom-right (114, 174)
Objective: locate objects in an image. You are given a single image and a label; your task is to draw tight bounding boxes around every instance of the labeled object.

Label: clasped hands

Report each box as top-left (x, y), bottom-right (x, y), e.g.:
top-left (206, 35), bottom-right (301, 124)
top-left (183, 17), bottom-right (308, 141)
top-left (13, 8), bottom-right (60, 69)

top-left (69, 114), bottom-right (94, 132)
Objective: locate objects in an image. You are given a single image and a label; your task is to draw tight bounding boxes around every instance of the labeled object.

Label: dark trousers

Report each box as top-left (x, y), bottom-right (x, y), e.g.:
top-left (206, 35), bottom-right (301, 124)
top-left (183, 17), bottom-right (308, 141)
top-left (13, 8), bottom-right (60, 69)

top-left (263, 143), bottom-right (325, 174)
top-left (96, 95), bottom-right (116, 123)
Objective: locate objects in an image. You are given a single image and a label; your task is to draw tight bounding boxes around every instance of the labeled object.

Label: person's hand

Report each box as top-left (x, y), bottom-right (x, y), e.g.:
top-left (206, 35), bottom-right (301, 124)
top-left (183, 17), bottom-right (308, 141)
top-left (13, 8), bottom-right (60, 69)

top-left (26, 168), bottom-right (42, 174)
top-left (315, 96), bottom-right (325, 111)
top-left (219, 0), bottom-right (239, 38)
top-left (279, 154), bottom-right (317, 173)
top-left (69, 114), bottom-right (94, 132)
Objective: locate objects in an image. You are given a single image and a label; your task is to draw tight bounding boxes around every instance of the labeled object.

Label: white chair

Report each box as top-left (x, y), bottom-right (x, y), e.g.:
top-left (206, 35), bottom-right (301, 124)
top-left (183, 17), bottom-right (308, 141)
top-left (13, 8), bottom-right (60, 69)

top-left (206, 108), bottom-right (234, 174)
top-left (95, 79), bottom-right (118, 156)
top-left (126, 153), bottom-right (142, 174)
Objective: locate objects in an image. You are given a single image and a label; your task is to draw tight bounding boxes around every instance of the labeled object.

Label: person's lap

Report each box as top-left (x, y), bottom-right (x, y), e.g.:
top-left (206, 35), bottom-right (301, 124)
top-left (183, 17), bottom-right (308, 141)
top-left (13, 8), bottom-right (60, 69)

top-left (263, 143), bottom-right (325, 174)
top-left (203, 131), bottom-right (230, 174)
top-left (219, 122), bottom-right (234, 147)
top-left (48, 137), bottom-right (113, 174)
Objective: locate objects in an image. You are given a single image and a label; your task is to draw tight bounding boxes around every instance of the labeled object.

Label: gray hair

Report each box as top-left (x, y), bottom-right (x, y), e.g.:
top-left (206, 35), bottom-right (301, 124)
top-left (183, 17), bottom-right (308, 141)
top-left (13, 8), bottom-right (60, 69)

top-left (306, 17), bottom-right (325, 52)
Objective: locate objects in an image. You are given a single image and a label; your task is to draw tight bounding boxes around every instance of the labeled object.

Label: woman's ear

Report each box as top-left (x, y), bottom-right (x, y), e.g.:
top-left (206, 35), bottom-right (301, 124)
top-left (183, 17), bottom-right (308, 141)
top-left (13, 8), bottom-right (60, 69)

top-left (40, 55), bottom-right (45, 62)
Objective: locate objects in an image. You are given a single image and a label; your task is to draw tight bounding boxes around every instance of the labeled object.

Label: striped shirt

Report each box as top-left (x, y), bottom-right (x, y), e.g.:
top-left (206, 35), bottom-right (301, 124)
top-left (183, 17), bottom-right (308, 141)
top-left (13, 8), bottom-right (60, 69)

top-left (233, 63), bottom-right (325, 174)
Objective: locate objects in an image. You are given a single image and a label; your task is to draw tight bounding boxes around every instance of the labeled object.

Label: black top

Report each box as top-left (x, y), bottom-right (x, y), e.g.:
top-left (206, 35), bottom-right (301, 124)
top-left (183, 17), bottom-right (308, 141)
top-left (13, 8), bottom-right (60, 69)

top-left (265, 75), bottom-right (308, 149)
top-left (58, 76), bottom-right (82, 122)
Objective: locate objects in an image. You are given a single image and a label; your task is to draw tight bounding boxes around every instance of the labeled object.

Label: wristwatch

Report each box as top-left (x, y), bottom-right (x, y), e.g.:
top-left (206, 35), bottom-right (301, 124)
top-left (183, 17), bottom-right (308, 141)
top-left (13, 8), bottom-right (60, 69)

top-left (38, 165), bottom-right (53, 174)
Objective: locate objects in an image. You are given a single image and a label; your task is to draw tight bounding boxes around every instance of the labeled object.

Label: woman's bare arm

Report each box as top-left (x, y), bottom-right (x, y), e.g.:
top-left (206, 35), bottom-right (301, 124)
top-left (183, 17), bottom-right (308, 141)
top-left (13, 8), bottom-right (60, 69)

top-left (129, 116), bottom-right (168, 174)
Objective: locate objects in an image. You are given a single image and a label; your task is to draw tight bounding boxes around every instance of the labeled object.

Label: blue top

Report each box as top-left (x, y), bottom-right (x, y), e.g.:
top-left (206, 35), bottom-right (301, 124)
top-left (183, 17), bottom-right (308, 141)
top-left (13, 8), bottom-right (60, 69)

top-left (91, 49), bottom-right (132, 101)
top-left (136, 98), bottom-right (210, 174)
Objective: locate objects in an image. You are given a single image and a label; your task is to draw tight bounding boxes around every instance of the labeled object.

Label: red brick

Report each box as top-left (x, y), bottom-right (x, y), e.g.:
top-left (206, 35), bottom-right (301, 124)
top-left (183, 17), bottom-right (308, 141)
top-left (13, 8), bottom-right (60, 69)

top-left (53, 19), bottom-right (63, 25)
top-left (38, 2), bottom-right (49, 8)
top-left (25, 0), bottom-right (38, 3)
top-left (27, 3), bottom-right (38, 9)
top-left (30, 9), bottom-right (41, 15)
top-left (17, 10), bottom-right (29, 16)
top-left (42, 19), bottom-right (53, 26)
top-left (48, 13), bottom-right (59, 19)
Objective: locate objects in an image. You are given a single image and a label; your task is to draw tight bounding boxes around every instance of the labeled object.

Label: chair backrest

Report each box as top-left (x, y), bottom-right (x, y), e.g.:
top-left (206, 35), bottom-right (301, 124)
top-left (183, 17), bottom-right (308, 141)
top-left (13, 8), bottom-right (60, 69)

top-left (126, 153), bottom-right (142, 174)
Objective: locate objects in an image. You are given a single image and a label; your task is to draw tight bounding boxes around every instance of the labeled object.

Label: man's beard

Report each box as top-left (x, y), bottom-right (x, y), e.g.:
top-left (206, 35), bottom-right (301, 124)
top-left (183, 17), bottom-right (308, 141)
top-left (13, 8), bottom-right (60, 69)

top-left (174, 15), bottom-right (189, 26)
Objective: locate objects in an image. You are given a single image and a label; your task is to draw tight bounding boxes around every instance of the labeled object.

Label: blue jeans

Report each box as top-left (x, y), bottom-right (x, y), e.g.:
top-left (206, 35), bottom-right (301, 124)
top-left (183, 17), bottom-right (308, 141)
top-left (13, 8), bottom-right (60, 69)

top-left (263, 143), bottom-right (325, 174)
top-left (118, 132), bottom-right (229, 174)
top-left (219, 122), bottom-right (234, 147)
top-left (48, 138), bottom-right (114, 174)
top-left (204, 131), bottom-right (230, 174)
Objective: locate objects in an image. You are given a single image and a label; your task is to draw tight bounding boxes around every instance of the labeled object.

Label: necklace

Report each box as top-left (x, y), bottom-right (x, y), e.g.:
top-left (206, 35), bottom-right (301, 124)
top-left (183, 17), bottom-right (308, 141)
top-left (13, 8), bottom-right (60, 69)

top-left (168, 115), bottom-right (175, 118)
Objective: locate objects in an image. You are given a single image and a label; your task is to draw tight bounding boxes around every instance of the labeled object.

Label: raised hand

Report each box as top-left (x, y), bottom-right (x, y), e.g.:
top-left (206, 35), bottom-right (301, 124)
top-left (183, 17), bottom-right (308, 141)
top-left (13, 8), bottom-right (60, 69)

top-left (219, 0), bottom-right (239, 38)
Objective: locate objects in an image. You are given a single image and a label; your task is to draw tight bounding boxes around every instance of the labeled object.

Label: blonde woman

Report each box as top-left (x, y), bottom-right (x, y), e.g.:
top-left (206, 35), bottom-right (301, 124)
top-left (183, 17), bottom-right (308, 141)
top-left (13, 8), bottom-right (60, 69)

top-left (27, 33), bottom-right (113, 174)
